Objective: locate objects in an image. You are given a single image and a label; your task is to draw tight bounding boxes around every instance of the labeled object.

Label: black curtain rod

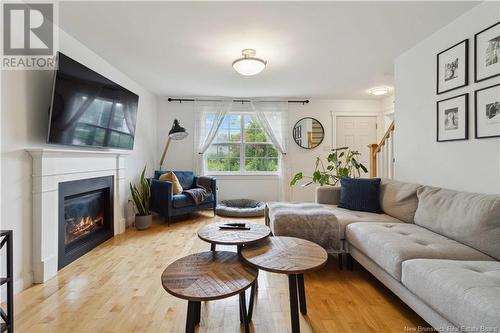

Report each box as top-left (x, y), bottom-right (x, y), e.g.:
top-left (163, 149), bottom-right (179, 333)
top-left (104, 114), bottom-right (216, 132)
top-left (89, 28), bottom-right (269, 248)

top-left (167, 98), bottom-right (309, 105)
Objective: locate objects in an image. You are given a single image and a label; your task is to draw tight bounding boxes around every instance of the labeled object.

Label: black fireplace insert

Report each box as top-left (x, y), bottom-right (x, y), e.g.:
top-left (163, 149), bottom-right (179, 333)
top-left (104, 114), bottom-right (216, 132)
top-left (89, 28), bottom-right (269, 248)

top-left (58, 176), bottom-right (114, 269)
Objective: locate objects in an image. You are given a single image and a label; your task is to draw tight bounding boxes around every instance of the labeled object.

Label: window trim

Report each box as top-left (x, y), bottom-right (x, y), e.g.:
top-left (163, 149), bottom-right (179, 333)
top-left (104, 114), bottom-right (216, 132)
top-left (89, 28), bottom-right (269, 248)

top-left (207, 171), bottom-right (280, 176)
top-left (205, 113), bottom-right (281, 175)
top-left (73, 96), bottom-right (134, 147)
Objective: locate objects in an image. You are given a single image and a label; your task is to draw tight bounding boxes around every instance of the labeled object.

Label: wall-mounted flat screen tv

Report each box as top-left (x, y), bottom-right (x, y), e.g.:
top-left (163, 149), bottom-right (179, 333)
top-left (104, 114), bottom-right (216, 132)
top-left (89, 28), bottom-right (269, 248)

top-left (47, 52), bottom-right (139, 150)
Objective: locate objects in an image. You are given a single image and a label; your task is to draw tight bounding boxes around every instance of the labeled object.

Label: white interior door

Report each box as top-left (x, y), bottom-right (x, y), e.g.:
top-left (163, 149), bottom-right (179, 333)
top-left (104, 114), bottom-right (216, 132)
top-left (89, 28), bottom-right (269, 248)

top-left (336, 116), bottom-right (377, 177)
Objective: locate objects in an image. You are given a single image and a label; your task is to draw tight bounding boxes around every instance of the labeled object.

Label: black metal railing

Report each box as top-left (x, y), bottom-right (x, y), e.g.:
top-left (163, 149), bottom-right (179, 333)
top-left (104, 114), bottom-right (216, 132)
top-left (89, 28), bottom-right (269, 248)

top-left (0, 230), bottom-right (13, 333)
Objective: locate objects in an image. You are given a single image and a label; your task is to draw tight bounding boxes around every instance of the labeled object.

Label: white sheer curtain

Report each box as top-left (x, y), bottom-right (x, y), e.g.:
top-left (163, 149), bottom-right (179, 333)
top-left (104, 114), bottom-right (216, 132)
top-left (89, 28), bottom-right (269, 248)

top-left (250, 100), bottom-right (289, 201)
top-left (193, 100), bottom-right (232, 175)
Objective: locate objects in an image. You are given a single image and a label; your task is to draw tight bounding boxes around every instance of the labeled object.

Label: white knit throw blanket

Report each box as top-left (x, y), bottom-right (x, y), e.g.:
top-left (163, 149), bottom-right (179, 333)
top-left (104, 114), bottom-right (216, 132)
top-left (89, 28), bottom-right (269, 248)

top-left (265, 202), bottom-right (341, 254)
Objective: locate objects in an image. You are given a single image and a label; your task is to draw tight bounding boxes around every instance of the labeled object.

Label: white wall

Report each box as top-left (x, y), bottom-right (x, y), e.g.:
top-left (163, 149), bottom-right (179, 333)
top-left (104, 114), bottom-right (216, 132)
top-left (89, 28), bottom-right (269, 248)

top-left (394, 2), bottom-right (500, 194)
top-left (156, 99), bottom-right (281, 201)
top-left (381, 94), bottom-right (395, 133)
top-left (157, 99), bottom-right (195, 171)
top-left (158, 98), bottom-right (383, 202)
top-left (288, 99), bottom-right (382, 202)
top-left (1, 28), bottom-right (159, 294)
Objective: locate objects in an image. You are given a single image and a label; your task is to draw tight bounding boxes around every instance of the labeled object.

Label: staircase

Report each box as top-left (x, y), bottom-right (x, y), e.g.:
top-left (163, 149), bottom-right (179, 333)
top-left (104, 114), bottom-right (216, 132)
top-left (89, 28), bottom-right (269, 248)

top-left (368, 121), bottom-right (395, 179)
top-left (307, 121), bottom-right (324, 148)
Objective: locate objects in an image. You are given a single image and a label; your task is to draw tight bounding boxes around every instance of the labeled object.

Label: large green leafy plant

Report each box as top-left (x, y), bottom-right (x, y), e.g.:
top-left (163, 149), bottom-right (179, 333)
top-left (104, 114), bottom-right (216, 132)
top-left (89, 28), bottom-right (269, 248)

top-left (290, 147), bottom-right (368, 187)
top-left (129, 166), bottom-right (152, 216)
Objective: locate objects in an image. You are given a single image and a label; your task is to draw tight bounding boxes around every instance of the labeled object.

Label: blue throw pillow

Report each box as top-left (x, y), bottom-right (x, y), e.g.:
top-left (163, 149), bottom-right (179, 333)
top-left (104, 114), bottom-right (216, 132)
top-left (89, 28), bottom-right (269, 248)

top-left (338, 177), bottom-right (382, 213)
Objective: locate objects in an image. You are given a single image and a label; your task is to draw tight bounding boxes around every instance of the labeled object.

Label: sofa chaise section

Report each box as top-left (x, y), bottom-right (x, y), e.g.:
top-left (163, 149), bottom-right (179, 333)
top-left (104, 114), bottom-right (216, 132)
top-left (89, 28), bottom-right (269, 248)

top-left (346, 222), bottom-right (494, 280)
top-left (321, 206), bottom-right (402, 239)
top-left (344, 183), bottom-right (500, 331)
top-left (402, 259), bottom-right (500, 330)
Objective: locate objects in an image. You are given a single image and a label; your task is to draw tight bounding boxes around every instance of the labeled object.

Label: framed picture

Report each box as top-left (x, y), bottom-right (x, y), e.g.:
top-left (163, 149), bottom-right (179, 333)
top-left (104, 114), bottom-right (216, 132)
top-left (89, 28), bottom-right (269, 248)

top-left (475, 22), bottom-right (500, 82)
top-left (437, 39), bottom-right (469, 94)
top-left (475, 83), bottom-right (500, 139)
top-left (436, 93), bottom-right (469, 142)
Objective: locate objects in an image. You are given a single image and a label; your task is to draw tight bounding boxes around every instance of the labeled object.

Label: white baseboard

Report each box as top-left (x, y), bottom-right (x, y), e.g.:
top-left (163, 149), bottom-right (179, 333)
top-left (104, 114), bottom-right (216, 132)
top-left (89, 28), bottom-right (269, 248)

top-left (15, 272), bottom-right (33, 293)
top-left (0, 272), bottom-right (33, 302)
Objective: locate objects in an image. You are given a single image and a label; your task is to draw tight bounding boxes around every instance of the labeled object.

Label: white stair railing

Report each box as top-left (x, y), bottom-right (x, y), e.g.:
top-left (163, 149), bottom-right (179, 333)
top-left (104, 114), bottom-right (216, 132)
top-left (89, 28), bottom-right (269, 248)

top-left (368, 121), bottom-right (395, 179)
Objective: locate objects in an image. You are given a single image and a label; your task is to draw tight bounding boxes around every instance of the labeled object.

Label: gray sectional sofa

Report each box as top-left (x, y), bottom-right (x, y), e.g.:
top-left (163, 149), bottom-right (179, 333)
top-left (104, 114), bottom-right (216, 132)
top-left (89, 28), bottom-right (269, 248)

top-left (296, 180), bottom-right (500, 330)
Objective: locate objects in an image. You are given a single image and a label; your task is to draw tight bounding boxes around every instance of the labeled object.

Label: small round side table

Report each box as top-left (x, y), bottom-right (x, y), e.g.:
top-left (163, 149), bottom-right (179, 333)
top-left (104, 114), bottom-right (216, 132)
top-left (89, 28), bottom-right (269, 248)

top-left (240, 236), bottom-right (328, 333)
top-left (197, 222), bottom-right (271, 321)
top-left (161, 251), bottom-right (257, 333)
top-left (197, 222), bottom-right (271, 252)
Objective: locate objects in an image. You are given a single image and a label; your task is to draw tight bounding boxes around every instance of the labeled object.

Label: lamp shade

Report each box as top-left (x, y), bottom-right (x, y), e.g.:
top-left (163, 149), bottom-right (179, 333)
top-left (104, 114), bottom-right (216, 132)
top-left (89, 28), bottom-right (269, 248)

top-left (168, 119), bottom-right (188, 140)
top-left (232, 57), bottom-right (266, 76)
top-left (232, 49), bottom-right (267, 76)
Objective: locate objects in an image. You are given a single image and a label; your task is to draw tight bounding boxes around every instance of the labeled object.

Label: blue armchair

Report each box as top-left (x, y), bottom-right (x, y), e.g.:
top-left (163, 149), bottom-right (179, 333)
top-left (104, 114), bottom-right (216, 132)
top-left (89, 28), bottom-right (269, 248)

top-left (150, 170), bottom-right (217, 225)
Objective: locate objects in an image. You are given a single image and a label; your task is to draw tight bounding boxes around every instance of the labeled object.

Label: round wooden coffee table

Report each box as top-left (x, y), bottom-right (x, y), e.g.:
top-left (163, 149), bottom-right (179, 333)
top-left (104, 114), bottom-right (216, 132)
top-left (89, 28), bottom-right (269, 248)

top-left (161, 251), bottom-right (257, 333)
top-left (240, 236), bottom-right (328, 333)
top-left (197, 222), bottom-right (271, 323)
top-left (197, 222), bottom-right (271, 252)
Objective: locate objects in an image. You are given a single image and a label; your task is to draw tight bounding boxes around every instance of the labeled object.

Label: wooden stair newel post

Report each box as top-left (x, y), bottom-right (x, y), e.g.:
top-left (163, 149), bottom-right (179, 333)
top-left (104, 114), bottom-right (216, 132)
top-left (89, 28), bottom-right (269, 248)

top-left (368, 144), bottom-right (378, 178)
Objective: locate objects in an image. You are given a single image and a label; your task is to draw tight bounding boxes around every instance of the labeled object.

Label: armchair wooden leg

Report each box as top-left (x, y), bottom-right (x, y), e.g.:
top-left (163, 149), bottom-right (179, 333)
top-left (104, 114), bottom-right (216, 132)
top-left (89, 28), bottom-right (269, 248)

top-left (166, 216), bottom-right (171, 227)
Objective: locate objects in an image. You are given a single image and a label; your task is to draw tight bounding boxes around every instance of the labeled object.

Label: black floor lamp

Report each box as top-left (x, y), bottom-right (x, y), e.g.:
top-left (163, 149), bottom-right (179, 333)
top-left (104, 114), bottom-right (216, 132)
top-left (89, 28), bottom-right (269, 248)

top-left (159, 119), bottom-right (188, 170)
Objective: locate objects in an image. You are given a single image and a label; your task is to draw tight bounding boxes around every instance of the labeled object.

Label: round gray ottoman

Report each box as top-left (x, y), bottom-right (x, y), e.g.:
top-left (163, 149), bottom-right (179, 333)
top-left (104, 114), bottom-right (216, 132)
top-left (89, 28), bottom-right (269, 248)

top-left (216, 199), bottom-right (265, 218)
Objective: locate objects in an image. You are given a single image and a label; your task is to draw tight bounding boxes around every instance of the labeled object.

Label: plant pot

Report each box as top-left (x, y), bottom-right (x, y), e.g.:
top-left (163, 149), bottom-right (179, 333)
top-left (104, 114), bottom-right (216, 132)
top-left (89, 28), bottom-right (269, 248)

top-left (135, 214), bottom-right (152, 230)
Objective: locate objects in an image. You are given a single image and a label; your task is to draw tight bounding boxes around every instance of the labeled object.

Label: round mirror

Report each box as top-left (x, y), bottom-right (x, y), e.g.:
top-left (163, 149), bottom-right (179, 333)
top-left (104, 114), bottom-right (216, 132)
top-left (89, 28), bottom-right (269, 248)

top-left (293, 117), bottom-right (324, 149)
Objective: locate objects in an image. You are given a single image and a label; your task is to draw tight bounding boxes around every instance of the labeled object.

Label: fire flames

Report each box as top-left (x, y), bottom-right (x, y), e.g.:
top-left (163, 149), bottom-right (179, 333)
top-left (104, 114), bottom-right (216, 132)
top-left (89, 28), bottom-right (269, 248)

top-left (68, 215), bottom-right (104, 240)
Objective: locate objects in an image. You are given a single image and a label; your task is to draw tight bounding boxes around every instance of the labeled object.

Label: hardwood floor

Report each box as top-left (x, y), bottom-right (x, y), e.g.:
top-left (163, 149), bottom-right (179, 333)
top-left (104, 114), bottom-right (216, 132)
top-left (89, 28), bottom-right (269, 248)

top-left (13, 212), bottom-right (428, 332)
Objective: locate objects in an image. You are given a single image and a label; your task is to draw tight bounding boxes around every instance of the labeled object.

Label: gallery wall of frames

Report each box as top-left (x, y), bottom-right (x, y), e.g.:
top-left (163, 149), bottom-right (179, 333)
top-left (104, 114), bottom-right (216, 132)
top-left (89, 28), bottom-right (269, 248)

top-left (436, 21), bottom-right (500, 142)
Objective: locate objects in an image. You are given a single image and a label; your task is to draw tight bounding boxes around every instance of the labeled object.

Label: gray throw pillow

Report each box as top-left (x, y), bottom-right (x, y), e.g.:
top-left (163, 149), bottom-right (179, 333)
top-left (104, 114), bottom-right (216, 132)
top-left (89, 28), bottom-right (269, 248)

top-left (379, 179), bottom-right (422, 223)
top-left (415, 186), bottom-right (500, 260)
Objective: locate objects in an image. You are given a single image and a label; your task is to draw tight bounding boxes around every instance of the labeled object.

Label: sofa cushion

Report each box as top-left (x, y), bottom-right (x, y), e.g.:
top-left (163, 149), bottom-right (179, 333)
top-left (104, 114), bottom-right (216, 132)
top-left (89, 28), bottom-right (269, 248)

top-left (315, 186), bottom-right (341, 205)
top-left (172, 193), bottom-right (214, 208)
top-left (323, 205), bottom-right (403, 239)
top-left (339, 177), bottom-right (382, 213)
top-left (402, 259), bottom-right (500, 329)
top-left (175, 172), bottom-right (195, 190)
top-left (172, 194), bottom-right (193, 208)
top-left (380, 179), bottom-right (421, 223)
top-left (415, 186), bottom-right (500, 260)
top-left (346, 223), bottom-right (494, 280)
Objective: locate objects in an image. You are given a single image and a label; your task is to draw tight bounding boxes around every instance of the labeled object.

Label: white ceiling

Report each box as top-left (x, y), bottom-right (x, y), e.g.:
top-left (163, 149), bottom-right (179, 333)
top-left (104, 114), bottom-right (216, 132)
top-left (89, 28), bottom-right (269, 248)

top-left (59, 1), bottom-right (478, 99)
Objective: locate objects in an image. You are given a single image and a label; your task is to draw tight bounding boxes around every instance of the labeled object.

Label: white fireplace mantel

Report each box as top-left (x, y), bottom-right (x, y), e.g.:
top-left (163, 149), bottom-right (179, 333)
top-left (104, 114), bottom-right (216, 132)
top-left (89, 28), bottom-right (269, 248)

top-left (27, 148), bottom-right (129, 283)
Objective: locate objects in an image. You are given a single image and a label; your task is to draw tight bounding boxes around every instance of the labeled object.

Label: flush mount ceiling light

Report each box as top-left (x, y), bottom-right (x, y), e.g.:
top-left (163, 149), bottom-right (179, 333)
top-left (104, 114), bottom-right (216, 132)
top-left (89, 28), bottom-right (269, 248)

top-left (368, 86), bottom-right (391, 96)
top-left (232, 49), bottom-right (267, 76)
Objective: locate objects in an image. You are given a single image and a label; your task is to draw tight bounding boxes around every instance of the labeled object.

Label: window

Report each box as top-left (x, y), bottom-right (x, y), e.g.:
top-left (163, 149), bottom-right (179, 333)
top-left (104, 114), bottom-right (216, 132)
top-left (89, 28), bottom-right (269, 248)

top-left (205, 114), bottom-right (279, 173)
top-left (71, 95), bottom-right (134, 148)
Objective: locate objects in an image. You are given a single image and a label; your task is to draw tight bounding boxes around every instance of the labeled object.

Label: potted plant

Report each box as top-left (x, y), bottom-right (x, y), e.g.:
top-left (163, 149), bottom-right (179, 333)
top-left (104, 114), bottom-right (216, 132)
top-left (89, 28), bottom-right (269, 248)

top-left (130, 166), bottom-right (152, 230)
top-left (290, 147), bottom-right (368, 187)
